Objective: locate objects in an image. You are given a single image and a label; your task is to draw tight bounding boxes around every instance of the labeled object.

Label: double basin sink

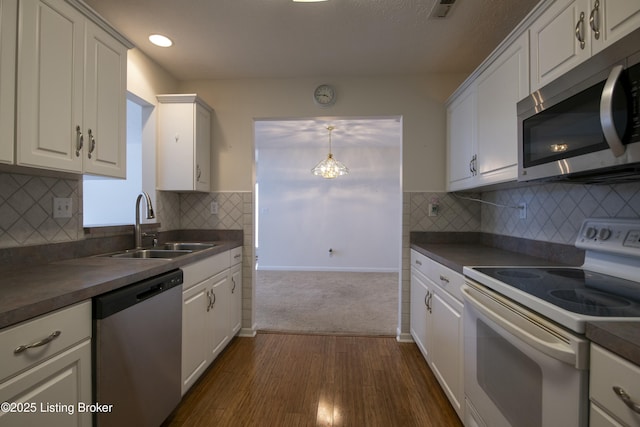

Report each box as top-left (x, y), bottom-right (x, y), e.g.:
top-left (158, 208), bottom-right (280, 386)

top-left (107, 242), bottom-right (216, 259)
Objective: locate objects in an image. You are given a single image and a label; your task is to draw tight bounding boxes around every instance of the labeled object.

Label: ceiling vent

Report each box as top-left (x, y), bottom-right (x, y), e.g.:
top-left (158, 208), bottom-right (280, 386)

top-left (429, 0), bottom-right (458, 19)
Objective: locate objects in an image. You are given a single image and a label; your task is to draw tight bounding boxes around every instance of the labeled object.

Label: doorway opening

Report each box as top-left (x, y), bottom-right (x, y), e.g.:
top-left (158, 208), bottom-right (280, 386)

top-left (254, 117), bottom-right (402, 335)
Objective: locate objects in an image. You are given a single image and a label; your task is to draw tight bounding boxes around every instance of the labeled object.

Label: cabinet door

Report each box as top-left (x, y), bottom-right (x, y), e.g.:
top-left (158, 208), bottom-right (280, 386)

top-left (83, 21), bottom-right (127, 178)
top-left (229, 263), bottom-right (242, 336)
top-left (194, 103), bottom-right (211, 192)
top-left (210, 271), bottom-right (229, 359)
top-left (17, 0), bottom-right (84, 172)
top-left (410, 268), bottom-right (431, 362)
top-left (0, 0), bottom-right (16, 164)
top-left (157, 102), bottom-right (196, 191)
top-left (0, 340), bottom-right (91, 427)
top-left (530, 0), bottom-right (591, 91)
top-left (182, 278), bottom-right (212, 395)
top-left (592, 0), bottom-right (640, 54)
top-left (430, 287), bottom-right (464, 419)
top-left (476, 32), bottom-right (529, 185)
top-left (447, 85), bottom-right (476, 191)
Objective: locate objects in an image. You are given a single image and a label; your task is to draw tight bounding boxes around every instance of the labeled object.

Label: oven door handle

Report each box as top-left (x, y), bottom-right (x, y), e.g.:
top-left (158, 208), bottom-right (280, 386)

top-left (600, 64), bottom-right (627, 157)
top-left (462, 284), bottom-right (585, 368)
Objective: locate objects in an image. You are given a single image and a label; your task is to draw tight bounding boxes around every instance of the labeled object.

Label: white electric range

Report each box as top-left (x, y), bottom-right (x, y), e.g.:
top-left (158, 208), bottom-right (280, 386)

top-left (461, 218), bottom-right (640, 427)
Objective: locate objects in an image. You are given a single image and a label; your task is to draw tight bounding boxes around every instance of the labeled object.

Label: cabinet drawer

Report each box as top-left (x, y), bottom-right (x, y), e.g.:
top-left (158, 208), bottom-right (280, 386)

top-left (410, 250), bottom-right (463, 303)
top-left (590, 344), bottom-right (640, 427)
top-left (0, 301), bottom-right (91, 382)
top-left (230, 246), bottom-right (243, 266)
top-left (182, 252), bottom-right (230, 290)
top-left (410, 250), bottom-right (429, 276)
top-left (425, 257), bottom-right (463, 302)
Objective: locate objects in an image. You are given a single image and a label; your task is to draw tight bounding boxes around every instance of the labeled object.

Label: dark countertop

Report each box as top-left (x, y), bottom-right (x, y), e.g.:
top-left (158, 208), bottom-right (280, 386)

top-left (586, 322), bottom-right (640, 366)
top-left (411, 242), bottom-right (572, 274)
top-left (0, 240), bottom-right (242, 329)
top-left (411, 239), bottom-right (640, 367)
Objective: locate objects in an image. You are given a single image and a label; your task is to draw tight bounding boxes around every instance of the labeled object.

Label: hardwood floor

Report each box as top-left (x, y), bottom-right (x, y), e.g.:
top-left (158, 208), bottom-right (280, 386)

top-left (164, 333), bottom-right (462, 427)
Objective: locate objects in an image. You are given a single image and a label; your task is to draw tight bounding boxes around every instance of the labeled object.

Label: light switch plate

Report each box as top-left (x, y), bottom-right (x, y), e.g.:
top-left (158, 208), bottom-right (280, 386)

top-left (53, 198), bottom-right (72, 218)
top-left (210, 201), bottom-right (218, 215)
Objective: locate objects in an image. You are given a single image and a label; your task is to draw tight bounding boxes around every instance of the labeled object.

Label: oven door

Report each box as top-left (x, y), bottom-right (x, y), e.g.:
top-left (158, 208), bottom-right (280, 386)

top-left (462, 282), bottom-right (590, 427)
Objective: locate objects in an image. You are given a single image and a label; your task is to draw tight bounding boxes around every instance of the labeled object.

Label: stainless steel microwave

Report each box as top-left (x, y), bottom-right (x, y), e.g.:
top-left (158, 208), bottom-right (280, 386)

top-left (517, 28), bottom-right (640, 183)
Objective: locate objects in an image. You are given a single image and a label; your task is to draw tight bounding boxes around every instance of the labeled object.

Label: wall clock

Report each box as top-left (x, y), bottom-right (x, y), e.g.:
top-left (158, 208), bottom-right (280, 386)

top-left (313, 84), bottom-right (336, 107)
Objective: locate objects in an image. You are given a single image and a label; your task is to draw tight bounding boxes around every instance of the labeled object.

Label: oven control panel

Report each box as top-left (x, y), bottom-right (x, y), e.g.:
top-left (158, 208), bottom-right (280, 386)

top-left (576, 218), bottom-right (640, 255)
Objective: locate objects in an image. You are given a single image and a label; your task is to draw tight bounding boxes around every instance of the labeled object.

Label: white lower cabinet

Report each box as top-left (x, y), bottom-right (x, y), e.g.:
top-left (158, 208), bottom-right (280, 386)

top-left (0, 301), bottom-right (92, 427)
top-left (590, 344), bottom-right (640, 427)
top-left (181, 248), bottom-right (243, 395)
top-left (410, 250), bottom-right (464, 421)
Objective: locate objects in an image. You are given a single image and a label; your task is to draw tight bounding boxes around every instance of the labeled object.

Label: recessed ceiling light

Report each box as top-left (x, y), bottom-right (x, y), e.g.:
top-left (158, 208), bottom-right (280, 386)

top-left (149, 34), bottom-right (173, 47)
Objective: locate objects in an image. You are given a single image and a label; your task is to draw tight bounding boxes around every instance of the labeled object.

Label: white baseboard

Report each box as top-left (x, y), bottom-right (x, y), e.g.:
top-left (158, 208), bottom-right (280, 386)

top-left (238, 327), bottom-right (257, 337)
top-left (396, 329), bottom-right (413, 343)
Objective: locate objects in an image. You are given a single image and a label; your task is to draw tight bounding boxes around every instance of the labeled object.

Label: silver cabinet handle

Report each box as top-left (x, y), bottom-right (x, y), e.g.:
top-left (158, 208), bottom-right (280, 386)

top-left (576, 12), bottom-right (586, 49)
top-left (415, 259), bottom-right (422, 266)
top-left (234, 253), bottom-right (241, 260)
top-left (440, 275), bottom-right (450, 284)
top-left (206, 290), bottom-right (212, 312)
top-left (14, 331), bottom-right (61, 354)
top-left (589, 0), bottom-right (600, 40)
top-left (75, 126), bottom-right (83, 157)
top-left (427, 292), bottom-right (433, 313)
top-left (211, 292), bottom-right (216, 309)
top-left (87, 129), bottom-right (96, 159)
top-left (424, 293), bottom-right (429, 308)
top-left (231, 277), bottom-right (236, 293)
top-left (600, 64), bottom-right (627, 157)
top-left (196, 164), bottom-right (202, 181)
top-left (613, 386), bottom-right (640, 414)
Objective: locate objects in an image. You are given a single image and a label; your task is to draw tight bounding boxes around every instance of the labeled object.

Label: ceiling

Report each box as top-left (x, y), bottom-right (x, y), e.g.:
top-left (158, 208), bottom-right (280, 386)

top-left (84, 0), bottom-right (539, 81)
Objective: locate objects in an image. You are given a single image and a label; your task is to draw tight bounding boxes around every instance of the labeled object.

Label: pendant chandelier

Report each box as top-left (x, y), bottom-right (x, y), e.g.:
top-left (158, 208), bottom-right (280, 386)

top-left (311, 126), bottom-right (349, 179)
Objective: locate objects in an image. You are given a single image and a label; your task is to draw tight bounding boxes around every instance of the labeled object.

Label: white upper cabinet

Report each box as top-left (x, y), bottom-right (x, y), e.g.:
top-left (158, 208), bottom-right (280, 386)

top-left (530, 0), bottom-right (591, 91)
top-left (530, 0), bottom-right (640, 91)
top-left (447, 32), bottom-right (528, 191)
top-left (16, 0), bottom-right (129, 177)
top-left (0, 0), bottom-right (16, 165)
top-left (447, 85), bottom-right (476, 191)
top-left (591, 0), bottom-right (640, 54)
top-left (157, 94), bottom-right (212, 192)
top-left (476, 32), bottom-right (529, 184)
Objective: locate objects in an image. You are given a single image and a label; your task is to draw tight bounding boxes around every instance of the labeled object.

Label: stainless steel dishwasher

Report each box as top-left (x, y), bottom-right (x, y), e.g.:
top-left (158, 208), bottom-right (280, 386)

top-left (93, 269), bottom-right (183, 427)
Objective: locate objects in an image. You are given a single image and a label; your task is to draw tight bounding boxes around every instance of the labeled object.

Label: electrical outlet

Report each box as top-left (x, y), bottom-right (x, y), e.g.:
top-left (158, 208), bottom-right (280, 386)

top-left (428, 203), bottom-right (439, 217)
top-left (53, 198), bottom-right (72, 218)
top-left (210, 201), bottom-right (218, 215)
top-left (518, 203), bottom-right (527, 220)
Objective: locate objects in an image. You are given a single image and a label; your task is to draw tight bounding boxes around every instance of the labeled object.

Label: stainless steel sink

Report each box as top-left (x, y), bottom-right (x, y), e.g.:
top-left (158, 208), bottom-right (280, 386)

top-left (160, 242), bottom-right (216, 251)
top-left (109, 249), bottom-right (192, 259)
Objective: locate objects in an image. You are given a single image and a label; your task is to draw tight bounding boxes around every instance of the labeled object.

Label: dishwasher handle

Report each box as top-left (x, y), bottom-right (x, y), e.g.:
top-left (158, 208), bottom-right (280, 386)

top-left (137, 284), bottom-right (164, 301)
top-left (94, 269), bottom-right (183, 319)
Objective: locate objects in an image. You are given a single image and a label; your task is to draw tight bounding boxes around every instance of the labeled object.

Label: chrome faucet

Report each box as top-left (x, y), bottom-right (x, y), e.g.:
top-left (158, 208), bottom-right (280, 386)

top-left (135, 192), bottom-right (155, 248)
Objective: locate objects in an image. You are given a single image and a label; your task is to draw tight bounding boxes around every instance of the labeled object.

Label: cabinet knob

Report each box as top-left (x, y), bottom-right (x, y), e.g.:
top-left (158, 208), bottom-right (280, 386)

top-left (75, 126), bottom-right (83, 157)
top-left (87, 129), bottom-right (96, 159)
top-left (589, 0), bottom-right (600, 40)
top-left (14, 331), bottom-right (61, 354)
top-left (575, 12), bottom-right (586, 49)
top-left (613, 386), bottom-right (640, 414)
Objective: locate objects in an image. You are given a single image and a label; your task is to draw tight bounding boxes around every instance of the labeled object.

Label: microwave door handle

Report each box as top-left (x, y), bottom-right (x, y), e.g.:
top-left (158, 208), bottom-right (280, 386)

top-left (600, 64), bottom-right (626, 157)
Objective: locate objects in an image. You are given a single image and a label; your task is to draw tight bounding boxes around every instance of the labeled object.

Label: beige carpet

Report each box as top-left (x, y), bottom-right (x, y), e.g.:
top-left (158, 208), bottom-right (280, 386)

top-left (255, 271), bottom-right (398, 336)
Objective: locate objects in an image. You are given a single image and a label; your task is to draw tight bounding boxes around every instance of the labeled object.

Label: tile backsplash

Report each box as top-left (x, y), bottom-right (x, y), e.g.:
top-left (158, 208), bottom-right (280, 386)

top-left (405, 182), bottom-right (640, 244)
top-left (0, 172), bottom-right (81, 248)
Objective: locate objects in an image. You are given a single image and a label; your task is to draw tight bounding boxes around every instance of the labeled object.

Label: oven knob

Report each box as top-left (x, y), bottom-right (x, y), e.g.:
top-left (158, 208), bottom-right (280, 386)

top-left (598, 228), bottom-right (612, 241)
top-left (584, 227), bottom-right (597, 239)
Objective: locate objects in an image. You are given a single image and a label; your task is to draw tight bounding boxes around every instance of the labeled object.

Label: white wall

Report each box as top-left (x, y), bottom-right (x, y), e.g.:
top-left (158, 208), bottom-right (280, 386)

top-left (256, 119), bottom-right (401, 272)
top-left (179, 75), bottom-right (463, 192)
